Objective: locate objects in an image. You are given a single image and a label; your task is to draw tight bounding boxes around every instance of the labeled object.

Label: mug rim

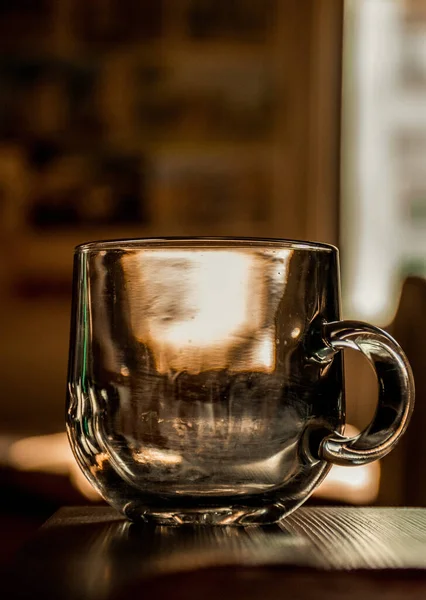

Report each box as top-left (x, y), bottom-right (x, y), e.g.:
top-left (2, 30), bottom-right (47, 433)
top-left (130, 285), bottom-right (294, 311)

top-left (75, 236), bottom-right (337, 253)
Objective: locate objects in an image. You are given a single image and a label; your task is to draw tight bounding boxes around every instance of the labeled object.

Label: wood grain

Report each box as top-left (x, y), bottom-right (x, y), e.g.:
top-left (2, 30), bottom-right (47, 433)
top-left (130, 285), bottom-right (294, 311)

top-left (7, 506), bottom-right (426, 599)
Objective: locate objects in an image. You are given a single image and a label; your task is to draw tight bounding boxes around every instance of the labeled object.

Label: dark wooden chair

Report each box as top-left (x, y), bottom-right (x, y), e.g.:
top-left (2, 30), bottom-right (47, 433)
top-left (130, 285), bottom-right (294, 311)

top-left (379, 276), bottom-right (426, 506)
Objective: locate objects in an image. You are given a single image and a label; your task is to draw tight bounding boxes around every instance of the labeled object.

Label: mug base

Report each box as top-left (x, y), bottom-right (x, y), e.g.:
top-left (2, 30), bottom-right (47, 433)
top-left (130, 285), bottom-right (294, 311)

top-left (123, 501), bottom-right (290, 526)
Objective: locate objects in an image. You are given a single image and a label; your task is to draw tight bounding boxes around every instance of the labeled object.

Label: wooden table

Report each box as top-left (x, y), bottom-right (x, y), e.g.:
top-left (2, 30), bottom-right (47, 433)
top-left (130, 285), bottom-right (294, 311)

top-left (5, 506), bottom-right (426, 599)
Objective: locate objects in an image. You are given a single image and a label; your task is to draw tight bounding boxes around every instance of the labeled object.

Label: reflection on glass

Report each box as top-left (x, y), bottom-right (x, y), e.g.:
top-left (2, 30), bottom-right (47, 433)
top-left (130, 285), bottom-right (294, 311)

top-left (123, 249), bottom-right (291, 373)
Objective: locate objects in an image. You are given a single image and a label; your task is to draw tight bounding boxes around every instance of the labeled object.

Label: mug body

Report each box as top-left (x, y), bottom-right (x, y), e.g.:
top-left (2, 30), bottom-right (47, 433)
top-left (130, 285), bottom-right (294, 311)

top-left (67, 237), bottom-right (344, 525)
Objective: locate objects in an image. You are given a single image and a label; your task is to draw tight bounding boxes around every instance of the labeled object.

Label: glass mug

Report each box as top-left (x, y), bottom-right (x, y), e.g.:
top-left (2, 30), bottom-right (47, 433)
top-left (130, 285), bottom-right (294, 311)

top-left (67, 238), bottom-right (414, 525)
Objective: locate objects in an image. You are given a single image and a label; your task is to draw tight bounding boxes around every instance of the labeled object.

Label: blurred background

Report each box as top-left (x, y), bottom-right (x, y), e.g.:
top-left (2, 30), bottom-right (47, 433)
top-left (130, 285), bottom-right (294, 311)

top-left (0, 0), bottom-right (425, 567)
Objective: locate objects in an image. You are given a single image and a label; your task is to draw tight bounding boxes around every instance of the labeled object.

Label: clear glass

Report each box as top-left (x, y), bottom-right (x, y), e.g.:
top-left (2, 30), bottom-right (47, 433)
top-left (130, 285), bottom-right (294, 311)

top-left (66, 237), bottom-right (413, 525)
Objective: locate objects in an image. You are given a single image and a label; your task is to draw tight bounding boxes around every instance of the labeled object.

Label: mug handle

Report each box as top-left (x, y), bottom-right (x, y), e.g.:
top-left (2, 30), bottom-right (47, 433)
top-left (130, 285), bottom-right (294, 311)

top-left (318, 320), bottom-right (415, 466)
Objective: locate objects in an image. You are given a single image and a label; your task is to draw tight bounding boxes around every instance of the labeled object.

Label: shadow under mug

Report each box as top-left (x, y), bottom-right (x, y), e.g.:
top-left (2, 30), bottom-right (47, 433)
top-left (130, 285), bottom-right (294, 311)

top-left (66, 237), bottom-right (414, 525)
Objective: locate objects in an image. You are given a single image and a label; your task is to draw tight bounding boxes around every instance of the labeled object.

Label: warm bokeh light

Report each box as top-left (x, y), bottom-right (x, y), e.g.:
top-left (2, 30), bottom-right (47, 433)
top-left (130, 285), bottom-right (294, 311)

top-left (315, 425), bottom-right (381, 505)
top-left (7, 433), bottom-right (101, 501)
